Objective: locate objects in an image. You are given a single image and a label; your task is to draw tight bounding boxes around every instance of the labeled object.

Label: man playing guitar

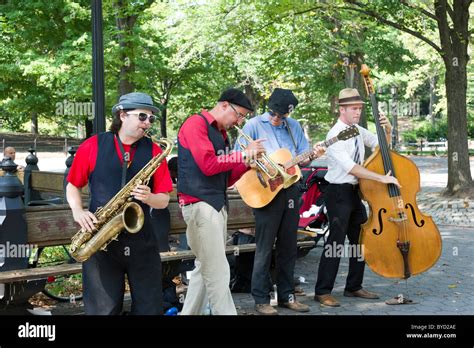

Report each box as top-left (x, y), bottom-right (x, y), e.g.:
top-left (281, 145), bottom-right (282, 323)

top-left (234, 88), bottom-right (324, 315)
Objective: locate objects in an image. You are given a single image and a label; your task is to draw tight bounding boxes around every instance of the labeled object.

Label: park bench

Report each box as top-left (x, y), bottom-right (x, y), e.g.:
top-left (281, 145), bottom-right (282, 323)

top-left (0, 161), bottom-right (315, 308)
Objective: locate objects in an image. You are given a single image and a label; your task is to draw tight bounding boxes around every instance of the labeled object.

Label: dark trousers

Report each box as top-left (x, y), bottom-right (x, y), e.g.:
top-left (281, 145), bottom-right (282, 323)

top-left (315, 183), bottom-right (367, 295)
top-left (252, 185), bottom-right (299, 304)
top-left (83, 229), bottom-right (163, 315)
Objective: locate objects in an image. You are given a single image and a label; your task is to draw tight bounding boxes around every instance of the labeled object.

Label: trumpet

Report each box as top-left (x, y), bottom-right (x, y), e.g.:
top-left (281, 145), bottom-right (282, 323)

top-left (234, 125), bottom-right (299, 189)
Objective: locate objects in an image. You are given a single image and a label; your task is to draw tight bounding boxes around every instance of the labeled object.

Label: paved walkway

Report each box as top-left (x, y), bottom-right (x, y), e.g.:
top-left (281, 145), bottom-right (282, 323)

top-left (232, 156), bottom-right (474, 315)
top-left (233, 225), bottom-right (473, 315)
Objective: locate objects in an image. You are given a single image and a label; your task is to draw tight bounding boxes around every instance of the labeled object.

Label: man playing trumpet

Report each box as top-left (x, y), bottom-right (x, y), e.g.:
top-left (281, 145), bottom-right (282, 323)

top-left (178, 88), bottom-right (265, 315)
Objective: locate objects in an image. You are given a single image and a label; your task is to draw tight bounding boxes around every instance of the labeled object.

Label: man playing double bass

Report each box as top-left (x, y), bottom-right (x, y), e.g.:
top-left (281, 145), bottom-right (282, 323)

top-left (314, 88), bottom-right (401, 307)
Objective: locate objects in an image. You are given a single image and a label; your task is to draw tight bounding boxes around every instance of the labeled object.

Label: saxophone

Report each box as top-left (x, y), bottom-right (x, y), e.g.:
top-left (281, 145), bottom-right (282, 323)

top-left (69, 136), bottom-right (174, 262)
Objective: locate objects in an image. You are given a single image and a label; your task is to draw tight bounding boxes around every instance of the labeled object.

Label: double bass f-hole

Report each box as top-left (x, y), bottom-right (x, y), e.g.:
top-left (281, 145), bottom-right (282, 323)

top-left (405, 203), bottom-right (425, 227)
top-left (372, 208), bottom-right (387, 235)
top-left (372, 203), bottom-right (424, 235)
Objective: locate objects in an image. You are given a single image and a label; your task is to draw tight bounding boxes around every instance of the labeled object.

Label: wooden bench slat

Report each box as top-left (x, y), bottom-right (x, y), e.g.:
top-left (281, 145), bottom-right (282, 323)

top-left (26, 196), bottom-right (255, 246)
top-left (0, 241), bottom-right (315, 283)
top-left (0, 263), bottom-right (82, 283)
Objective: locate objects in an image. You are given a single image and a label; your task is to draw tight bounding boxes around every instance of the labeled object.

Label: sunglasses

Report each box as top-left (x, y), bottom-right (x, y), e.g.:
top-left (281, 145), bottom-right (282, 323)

top-left (268, 110), bottom-right (284, 119)
top-left (127, 112), bottom-right (156, 123)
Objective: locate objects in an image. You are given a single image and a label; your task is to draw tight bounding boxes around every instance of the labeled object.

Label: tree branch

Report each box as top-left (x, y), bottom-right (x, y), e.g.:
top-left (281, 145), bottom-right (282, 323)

top-left (136, 0), bottom-right (156, 14)
top-left (400, 1), bottom-right (438, 21)
top-left (223, 2), bottom-right (240, 18)
top-left (342, 1), bottom-right (443, 54)
top-left (446, 1), bottom-right (455, 22)
top-left (242, 5), bottom-right (325, 36)
top-left (434, 0), bottom-right (452, 63)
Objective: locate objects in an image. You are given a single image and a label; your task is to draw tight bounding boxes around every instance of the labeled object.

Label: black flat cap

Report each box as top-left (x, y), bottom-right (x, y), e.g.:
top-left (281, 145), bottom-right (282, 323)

top-left (218, 88), bottom-right (254, 112)
top-left (268, 88), bottom-right (299, 115)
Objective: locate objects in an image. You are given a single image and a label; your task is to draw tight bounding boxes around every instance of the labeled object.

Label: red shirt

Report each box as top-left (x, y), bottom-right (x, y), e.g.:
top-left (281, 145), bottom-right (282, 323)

top-left (67, 134), bottom-right (173, 194)
top-left (178, 110), bottom-right (248, 204)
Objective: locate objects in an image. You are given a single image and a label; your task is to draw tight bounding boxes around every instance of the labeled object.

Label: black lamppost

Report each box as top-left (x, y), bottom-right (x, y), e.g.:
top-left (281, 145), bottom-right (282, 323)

top-left (91, 0), bottom-right (105, 135)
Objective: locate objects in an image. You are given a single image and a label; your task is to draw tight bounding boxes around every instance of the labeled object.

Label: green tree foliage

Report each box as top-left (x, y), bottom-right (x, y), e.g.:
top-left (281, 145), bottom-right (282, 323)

top-left (0, 0), bottom-right (92, 135)
top-left (0, 0), bottom-right (471, 195)
top-left (342, 0), bottom-right (473, 195)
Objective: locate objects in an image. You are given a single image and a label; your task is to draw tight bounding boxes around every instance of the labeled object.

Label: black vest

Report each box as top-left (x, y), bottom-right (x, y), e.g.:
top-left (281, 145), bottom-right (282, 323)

top-left (178, 114), bottom-right (230, 211)
top-left (89, 132), bottom-right (153, 218)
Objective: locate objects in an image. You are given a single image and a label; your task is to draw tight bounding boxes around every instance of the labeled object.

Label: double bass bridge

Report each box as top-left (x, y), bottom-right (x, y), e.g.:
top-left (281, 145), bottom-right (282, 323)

top-left (388, 212), bottom-right (408, 223)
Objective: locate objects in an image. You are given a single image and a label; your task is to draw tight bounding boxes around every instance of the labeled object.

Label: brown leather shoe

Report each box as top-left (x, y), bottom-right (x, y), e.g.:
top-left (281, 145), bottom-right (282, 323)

top-left (314, 294), bottom-right (340, 307)
top-left (255, 304), bottom-right (278, 315)
top-left (278, 301), bottom-right (310, 313)
top-left (344, 288), bottom-right (380, 299)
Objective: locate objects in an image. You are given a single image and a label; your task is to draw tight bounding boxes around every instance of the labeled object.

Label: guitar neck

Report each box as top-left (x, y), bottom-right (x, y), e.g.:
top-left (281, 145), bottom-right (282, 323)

top-left (285, 135), bottom-right (339, 168)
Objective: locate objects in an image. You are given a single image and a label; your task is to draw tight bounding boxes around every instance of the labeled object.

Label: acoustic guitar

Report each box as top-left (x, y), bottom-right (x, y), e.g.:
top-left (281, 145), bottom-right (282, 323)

top-left (235, 125), bottom-right (359, 208)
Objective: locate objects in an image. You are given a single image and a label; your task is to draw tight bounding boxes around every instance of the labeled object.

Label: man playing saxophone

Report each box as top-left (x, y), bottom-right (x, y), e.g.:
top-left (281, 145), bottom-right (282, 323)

top-left (178, 88), bottom-right (265, 315)
top-left (66, 92), bottom-right (173, 315)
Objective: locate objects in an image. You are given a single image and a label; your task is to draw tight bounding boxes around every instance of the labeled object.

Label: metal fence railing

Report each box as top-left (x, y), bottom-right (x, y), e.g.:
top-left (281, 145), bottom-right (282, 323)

top-left (400, 140), bottom-right (447, 151)
top-left (1, 137), bottom-right (83, 154)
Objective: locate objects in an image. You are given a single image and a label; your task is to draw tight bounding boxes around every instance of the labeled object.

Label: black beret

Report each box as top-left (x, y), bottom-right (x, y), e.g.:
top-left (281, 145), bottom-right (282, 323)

top-left (268, 88), bottom-right (299, 115)
top-left (218, 88), bottom-right (254, 112)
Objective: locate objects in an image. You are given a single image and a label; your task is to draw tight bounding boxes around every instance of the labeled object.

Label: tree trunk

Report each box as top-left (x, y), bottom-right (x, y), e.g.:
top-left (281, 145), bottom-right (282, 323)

top-left (244, 83), bottom-right (262, 114)
top-left (445, 65), bottom-right (472, 194)
top-left (160, 101), bottom-right (167, 138)
top-left (118, 61), bottom-right (135, 96)
top-left (429, 75), bottom-right (438, 126)
top-left (30, 112), bottom-right (38, 135)
top-left (115, 0), bottom-right (137, 96)
top-left (435, 0), bottom-right (473, 195)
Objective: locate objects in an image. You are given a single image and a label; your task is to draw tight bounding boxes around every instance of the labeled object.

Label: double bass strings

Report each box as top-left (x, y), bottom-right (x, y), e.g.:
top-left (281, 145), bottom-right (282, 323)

top-left (368, 80), bottom-right (410, 244)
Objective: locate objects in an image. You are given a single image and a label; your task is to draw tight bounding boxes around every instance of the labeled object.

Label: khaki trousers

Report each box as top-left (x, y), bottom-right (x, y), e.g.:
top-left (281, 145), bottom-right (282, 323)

top-left (180, 202), bottom-right (237, 315)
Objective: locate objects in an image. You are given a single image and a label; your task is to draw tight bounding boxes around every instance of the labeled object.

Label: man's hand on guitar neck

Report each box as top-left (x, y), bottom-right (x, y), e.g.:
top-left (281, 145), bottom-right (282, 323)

top-left (301, 144), bottom-right (326, 166)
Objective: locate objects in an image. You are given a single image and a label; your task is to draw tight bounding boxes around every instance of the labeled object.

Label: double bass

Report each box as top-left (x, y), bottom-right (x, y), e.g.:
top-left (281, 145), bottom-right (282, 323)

top-left (359, 64), bottom-right (442, 279)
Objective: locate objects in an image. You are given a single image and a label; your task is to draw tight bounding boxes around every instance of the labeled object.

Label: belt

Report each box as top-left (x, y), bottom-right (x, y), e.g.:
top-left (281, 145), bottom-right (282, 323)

top-left (329, 183), bottom-right (359, 190)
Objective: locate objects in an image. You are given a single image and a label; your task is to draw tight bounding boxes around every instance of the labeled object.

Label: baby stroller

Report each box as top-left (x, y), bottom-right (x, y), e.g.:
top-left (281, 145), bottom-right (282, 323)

top-left (298, 166), bottom-right (330, 249)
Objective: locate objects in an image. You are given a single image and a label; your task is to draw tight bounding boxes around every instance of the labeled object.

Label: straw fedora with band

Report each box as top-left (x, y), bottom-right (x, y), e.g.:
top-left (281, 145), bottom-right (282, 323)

top-left (338, 88), bottom-right (365, 106)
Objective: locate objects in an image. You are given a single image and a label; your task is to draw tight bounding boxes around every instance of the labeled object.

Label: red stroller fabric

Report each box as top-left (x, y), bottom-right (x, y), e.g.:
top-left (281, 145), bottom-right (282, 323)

top-left (298, 167), bottom-right (328, 230)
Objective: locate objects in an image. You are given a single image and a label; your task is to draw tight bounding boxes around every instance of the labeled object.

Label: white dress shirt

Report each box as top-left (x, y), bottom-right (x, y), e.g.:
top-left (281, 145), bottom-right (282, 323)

top-left (324, 119), bottom-right (378, 185)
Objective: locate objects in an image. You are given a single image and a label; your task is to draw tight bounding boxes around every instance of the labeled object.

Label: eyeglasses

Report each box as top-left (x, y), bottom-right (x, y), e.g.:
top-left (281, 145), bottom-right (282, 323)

top-left (268, 110), bottom-right (284, 119)
top-left (127, 112), bottom-right (156, 123)
top-left (229, 103), bottom-right (247, 120)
